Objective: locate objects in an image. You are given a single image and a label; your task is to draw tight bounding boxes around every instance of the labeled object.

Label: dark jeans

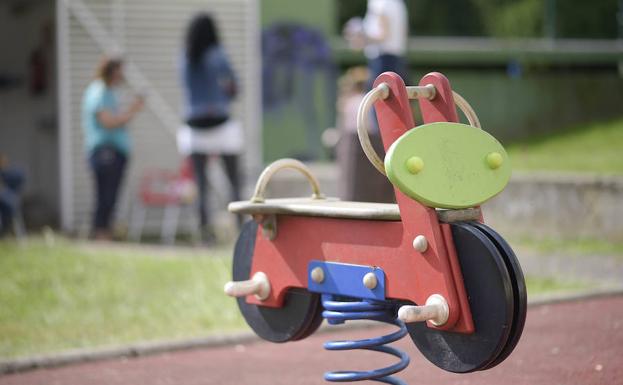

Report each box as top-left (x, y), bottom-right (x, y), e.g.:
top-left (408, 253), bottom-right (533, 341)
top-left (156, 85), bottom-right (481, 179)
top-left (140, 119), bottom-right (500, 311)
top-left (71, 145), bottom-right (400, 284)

top-left (0, 199), bottom-right (11, 235)
top-left (368, 54), bottom-right (409, 134)
top-left (190, 153), bottom-right (240, 228)
top-left (0, 167), bottom-right (25, 235)
top-left (368, 53), bottom-right (409, 88)
top-left (89, 146), bottom-right (127, 231)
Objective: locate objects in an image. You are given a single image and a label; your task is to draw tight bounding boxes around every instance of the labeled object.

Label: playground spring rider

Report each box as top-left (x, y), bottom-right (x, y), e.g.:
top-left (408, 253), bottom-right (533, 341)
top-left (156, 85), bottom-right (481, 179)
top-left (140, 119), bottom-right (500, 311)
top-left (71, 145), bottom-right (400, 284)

top-left (225, 72), bottom-right (527, 383)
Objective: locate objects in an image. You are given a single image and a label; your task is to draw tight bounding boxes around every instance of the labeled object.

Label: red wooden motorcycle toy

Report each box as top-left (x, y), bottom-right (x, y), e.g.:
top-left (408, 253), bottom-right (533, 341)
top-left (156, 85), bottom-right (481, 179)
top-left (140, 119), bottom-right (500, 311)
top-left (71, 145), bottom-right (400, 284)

top-left (225, 72), bottom-right (526, 384)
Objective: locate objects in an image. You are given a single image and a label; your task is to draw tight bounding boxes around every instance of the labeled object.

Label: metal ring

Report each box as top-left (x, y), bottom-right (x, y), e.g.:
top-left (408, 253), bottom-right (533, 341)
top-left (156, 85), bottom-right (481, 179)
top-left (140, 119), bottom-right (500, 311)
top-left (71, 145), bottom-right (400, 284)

top-left (250, 158), bottom-right (324, 203)
top-left (356, 83), bottom-right (481, 176)
top-left (356, 83), bottom-right (390, 175)
top-left (451, 90), bottom-right (481, 129)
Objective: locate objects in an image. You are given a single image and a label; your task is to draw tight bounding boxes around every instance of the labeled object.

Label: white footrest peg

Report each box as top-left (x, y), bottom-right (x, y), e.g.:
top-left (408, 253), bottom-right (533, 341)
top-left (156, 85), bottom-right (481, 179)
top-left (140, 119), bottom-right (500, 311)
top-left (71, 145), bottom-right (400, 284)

top-left (397, 294), bottom-right (449, 326)
top-left (224, 272), bottom-right (271, 301)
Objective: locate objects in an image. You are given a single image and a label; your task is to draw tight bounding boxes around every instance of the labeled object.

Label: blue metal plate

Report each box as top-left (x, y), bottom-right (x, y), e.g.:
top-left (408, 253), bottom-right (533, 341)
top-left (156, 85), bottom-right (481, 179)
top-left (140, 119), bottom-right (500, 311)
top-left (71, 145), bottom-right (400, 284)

top-left (307, 261), bottom-right (386, 300)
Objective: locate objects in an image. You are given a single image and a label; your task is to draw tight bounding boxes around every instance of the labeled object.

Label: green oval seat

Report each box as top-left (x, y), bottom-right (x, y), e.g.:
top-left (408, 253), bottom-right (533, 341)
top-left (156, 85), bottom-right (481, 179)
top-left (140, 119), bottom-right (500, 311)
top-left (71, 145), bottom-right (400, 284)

top-left (384, 122), bottom-right (511, 209)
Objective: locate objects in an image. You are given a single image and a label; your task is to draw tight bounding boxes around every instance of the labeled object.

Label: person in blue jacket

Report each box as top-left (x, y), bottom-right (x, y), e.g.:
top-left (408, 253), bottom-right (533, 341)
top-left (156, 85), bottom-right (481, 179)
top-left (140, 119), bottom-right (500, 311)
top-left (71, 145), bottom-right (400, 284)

top-left (82, 57), bottom-right (144, 240)
top-left (0, 154), bottom-right (25, 237)
top-left (178, 13), bottom-right (242, 244)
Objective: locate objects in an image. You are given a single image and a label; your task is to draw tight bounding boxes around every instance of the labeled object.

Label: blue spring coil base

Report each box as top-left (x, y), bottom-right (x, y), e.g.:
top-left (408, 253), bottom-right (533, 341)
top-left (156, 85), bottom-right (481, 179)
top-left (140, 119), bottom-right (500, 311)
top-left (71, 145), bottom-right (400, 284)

top-left (322, 295), bottom-right (410, 384)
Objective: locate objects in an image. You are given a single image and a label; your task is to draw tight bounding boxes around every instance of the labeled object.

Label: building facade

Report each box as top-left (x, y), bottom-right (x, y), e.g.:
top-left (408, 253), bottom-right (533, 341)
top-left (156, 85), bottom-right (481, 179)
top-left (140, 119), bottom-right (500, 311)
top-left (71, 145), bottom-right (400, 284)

top-left (0, 0), bottom-right (261, 234)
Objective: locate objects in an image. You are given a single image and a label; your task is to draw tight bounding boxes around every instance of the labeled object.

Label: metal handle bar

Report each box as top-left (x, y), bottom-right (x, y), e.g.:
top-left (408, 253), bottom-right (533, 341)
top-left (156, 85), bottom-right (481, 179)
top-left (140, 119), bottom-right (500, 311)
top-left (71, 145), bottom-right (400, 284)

top-left (251, 158), bottom-right (324, 203)
top-left (356, 83), bottom-right (481, 175)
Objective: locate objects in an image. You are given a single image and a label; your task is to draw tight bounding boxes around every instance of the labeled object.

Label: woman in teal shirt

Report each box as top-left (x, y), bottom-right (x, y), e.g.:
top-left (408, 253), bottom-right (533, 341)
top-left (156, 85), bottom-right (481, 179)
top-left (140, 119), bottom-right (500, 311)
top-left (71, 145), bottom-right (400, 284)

top-left (82, 57), bottom-right (143, 240)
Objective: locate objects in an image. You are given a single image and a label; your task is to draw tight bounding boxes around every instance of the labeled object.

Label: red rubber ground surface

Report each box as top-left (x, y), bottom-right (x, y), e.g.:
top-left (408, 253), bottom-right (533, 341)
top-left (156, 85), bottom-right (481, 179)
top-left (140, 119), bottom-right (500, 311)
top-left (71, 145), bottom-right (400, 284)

top-left (1, 295), bottom-right (621, 385)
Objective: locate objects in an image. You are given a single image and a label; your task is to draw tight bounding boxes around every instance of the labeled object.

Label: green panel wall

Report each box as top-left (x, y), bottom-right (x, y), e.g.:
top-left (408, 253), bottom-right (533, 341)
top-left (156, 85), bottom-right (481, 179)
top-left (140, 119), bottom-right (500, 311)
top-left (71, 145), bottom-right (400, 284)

top-left (429, 69), bottom-right (623, 144)
top-left (260, 0), bottom-right (623, 162)
top-left (261, 0), bottom-right (337, 162)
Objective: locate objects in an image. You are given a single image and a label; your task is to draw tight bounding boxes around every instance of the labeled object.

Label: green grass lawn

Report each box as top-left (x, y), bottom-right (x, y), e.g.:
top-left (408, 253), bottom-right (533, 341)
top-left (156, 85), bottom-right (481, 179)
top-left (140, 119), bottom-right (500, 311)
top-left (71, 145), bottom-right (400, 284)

top-left (1, 119), bottom-right (619, 360)
top-left (525, 276), bottom-right (587, 294)
top-left (0, 237), bottom-right (246, 359)
top-left (506, 118), bottom-right (623, 174)
top-left (0, 237), bottom-right (591, 359)
top-left (513, 236), bottom-right (623, 259)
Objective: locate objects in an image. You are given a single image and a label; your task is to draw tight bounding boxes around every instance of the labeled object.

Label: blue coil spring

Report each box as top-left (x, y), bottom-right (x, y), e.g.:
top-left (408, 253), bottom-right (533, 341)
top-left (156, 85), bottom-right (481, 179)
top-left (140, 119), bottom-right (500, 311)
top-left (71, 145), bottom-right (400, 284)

top-left (321, 295), bottom-right (410, 384)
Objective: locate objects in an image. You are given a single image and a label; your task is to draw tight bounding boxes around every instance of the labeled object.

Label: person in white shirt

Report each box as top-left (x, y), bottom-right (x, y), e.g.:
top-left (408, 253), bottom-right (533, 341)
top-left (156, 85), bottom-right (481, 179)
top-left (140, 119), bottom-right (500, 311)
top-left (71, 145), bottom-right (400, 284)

top-left (344, 0), bottom-right (409, 87)
top-left (338, 0), bottom-right (409, 204)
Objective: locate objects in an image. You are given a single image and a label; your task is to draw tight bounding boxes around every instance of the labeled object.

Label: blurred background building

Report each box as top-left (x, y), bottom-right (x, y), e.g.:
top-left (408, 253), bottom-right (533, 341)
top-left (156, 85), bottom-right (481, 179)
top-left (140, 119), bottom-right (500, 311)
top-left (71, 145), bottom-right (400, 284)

top-left (0, 0), bottom-right (621, 237)
top-left (0, 0), bottom-right (261, 235)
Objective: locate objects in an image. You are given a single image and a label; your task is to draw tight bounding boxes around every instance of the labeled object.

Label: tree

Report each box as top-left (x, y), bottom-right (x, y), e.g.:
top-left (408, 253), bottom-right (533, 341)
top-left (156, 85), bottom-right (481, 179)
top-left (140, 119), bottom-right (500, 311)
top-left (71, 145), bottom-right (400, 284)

top-left (335, 0), bottom-right (619, 39)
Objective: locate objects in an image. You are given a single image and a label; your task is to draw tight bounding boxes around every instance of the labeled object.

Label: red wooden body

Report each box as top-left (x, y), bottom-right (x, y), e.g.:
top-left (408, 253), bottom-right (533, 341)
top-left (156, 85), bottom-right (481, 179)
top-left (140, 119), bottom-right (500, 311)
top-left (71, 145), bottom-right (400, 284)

top-left (245, 72), bottom-right (475, 333)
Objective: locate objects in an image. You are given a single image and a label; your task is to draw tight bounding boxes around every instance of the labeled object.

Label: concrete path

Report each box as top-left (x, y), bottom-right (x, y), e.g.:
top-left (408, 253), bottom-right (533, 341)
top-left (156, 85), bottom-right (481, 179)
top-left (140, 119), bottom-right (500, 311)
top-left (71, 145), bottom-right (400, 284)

top-left (1, 295), bottom-right (621, 385)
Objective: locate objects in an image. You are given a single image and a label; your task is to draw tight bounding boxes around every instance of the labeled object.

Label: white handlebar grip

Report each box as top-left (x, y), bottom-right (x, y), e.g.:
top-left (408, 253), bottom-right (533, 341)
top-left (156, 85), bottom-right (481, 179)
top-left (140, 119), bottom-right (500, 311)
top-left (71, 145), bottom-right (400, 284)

top-left (224, 272), bottom-right (271, 301)
top-left (397, 294), bottom-right (449, 326)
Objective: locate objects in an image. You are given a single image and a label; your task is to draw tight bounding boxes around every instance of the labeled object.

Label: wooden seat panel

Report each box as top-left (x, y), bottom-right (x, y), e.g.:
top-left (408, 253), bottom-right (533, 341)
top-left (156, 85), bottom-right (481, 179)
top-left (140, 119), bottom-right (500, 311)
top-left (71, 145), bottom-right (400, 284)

top-left (229, 197), bottom-right (480, 222)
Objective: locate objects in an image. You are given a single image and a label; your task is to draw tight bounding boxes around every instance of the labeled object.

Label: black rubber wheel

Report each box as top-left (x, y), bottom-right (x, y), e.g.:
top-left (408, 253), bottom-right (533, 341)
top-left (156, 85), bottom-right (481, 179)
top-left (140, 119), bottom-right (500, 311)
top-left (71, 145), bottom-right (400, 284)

top-left (407, 222), bottom-right (514, 373)
top-left (291, 301), bottom-right (324, 341)
top-left (233, 220), bottom-right (322, 343)
top-left (471, 222), bottom-right (527, 370)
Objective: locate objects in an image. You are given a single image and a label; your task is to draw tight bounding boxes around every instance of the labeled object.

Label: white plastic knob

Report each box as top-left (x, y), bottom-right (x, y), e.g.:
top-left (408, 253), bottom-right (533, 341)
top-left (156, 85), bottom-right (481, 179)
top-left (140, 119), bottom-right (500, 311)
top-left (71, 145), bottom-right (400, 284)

top-left (397, 294), bottom-right (449, 326)
top-left (224, 272), bottom-right (271, 301)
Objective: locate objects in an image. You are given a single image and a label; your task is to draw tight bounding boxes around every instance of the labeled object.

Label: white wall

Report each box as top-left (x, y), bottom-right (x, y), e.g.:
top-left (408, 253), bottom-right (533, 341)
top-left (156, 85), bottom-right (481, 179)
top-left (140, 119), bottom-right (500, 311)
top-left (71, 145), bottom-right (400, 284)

top-left (58, 0), bottom-right (261, 235)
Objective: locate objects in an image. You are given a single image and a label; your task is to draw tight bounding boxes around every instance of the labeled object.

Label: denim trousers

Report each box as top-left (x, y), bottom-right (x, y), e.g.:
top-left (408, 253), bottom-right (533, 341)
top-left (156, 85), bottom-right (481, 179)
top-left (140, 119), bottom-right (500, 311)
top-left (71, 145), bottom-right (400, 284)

top-left (0, 167), bottom-right (25, 235)
top-left (190, 153), bottom-right (240, 228)
top-left (367, 54), bottom-right (409, 133)
top-left (367, 53), bottom-right (409, 88)
top-left (89, 146), bottom-right (127, 231)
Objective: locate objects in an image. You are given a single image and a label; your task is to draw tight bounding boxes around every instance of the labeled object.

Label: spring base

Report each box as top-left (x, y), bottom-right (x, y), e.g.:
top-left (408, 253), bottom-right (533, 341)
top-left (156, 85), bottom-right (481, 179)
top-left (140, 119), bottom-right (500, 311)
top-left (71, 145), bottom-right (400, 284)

top-left (322, 295), bottom-right (410, 384)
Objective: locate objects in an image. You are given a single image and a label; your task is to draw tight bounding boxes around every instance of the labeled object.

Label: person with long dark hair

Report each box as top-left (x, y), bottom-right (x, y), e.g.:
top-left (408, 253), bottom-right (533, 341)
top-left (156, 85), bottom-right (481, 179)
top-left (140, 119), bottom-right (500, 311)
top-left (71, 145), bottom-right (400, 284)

top-left (178, 13), bottom-right (242, 244)
top-left (82, 57), bottom-right (144, 240)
